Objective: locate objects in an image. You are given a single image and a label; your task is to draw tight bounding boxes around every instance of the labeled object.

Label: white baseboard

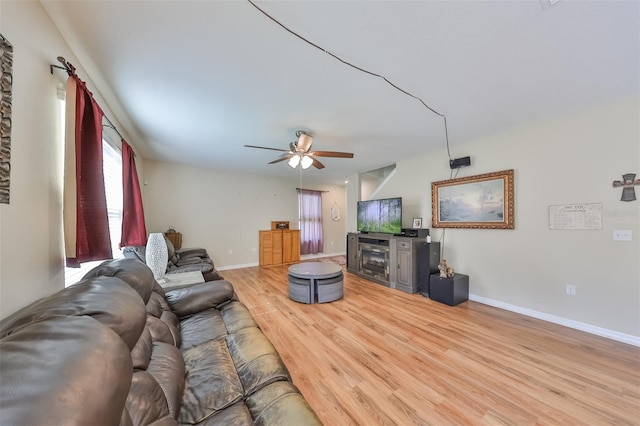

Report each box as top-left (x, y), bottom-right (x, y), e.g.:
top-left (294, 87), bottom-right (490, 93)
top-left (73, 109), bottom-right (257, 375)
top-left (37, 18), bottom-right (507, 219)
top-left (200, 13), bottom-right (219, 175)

top-left (217, 262), bottom-right (258, 271)
top-left (301, 251), bottom-right (346, 261)
top-left (470, 294), bottom-right (640, 347)
top-left (218, 252), bottom-right (346, 272)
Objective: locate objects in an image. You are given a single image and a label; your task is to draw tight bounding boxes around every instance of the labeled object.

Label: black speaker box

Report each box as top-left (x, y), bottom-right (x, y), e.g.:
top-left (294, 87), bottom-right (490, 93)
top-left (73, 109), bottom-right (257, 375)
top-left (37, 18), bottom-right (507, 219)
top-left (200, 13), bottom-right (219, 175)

top-left (401, 228), bottom-right (430, 238)
top-left (449, 156), bottom-right (471, 169)
top-left (417, 241), bottom-right (441, 297)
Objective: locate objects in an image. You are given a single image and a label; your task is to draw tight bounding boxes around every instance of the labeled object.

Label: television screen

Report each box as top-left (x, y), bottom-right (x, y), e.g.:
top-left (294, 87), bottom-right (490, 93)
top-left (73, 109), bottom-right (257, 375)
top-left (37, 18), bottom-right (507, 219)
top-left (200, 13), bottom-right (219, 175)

top-left (357, 197), bottom-right (402, 234)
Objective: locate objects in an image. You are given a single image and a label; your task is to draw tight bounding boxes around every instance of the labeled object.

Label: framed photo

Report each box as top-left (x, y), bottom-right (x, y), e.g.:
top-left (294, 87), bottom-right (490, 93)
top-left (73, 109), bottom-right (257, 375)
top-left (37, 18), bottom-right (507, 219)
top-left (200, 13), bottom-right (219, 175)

top-left (412, 218), bottom-right (422, 229)
top-left (432, 169), bottom-right (515, 229)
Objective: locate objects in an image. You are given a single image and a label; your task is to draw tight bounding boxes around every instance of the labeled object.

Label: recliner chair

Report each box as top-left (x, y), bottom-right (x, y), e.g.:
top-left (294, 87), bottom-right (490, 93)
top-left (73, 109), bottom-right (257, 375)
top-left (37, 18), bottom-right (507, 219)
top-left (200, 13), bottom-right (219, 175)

top-left (122, 236), bottom-right (223, 282)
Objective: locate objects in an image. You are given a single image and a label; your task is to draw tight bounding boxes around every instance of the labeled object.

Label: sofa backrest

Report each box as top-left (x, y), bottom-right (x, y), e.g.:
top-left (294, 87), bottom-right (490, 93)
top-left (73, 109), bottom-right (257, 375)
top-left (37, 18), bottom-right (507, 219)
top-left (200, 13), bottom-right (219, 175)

top-left (0, 258), bottom-right (189, 426)
top-left (0, 276), bottom-right (146, 425)
top-left (88, 258), bottom-right (186, 425)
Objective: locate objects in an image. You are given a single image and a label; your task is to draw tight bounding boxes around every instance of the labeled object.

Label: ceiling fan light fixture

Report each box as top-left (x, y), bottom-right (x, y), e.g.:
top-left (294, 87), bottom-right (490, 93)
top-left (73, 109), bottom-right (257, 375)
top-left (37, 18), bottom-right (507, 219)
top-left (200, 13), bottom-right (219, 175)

top-left (288, 155), bottom-right (301, 168)
top-left (301, 155), bottom-right (313, 169)
top-left (297, 133), bottom-right (313, 151)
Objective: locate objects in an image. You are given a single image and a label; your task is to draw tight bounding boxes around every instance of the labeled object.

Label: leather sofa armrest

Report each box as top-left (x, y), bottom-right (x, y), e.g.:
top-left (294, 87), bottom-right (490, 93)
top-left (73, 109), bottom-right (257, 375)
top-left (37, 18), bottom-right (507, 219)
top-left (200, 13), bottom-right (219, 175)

top-left (174, 257), bottom-right (212, 267)
top-left (164, 280), bottom-right (234, 318)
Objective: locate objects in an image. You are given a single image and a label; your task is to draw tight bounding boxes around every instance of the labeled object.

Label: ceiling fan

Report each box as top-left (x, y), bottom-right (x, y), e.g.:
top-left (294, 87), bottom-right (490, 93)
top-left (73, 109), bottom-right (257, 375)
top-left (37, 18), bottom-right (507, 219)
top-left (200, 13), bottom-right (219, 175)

top-left (244, 131), bottom-right (354, 169)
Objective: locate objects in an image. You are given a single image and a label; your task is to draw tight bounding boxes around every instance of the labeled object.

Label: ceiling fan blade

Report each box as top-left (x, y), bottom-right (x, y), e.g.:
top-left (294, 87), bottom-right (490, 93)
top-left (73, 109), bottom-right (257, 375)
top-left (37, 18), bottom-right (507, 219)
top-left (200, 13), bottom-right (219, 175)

top-left (268, 153), bottom-right (293, 164)
top-left (311, 157), bottom-right (325, 169)
top-left (244, 144), bottom-right (289, 152)
top-left (297, 133), bottom-right (313, 153)
top-left (311, 150), bottom-right (354, 158)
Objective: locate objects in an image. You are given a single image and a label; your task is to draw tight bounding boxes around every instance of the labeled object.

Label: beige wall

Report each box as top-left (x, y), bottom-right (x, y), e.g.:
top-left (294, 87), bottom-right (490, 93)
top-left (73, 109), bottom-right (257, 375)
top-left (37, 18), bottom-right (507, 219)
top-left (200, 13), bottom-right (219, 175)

top-left (0, 1), bottom-right (68, 318)
top-left (0, 1), bottom-right (139, 318)
top-left (347, 98), bottom-right (639, 340)
top-left (142, 160), bottom-right (346, 269)
top-left (2, 2), bottom-right (637, 345)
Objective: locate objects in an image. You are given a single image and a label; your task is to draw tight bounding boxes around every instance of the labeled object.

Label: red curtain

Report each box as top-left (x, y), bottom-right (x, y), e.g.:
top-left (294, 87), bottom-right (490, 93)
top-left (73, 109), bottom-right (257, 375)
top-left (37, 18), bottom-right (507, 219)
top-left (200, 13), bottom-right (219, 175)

top-left (120, 139), bottom-right (147, 247)
top-left (299, 189), bottom-right (324, 255)
top-left (64, 75), bottom-right (112, 267)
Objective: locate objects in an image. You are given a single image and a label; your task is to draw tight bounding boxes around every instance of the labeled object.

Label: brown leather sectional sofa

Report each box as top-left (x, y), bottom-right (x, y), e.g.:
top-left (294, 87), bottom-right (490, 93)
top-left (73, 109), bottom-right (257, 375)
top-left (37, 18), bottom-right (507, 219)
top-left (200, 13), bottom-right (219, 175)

top-left (122, 237), bottom-right (224, 282)
top-left (0, 258), bottom-right (321, 425)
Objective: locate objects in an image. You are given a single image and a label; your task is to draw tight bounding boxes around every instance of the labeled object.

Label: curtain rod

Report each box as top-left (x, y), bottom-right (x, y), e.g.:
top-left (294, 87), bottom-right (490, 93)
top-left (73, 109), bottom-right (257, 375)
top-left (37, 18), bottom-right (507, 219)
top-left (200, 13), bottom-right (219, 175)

top-left (296, 188), bottom-right (329, 193)
top-left (50, 56), bottom-right (126, 143)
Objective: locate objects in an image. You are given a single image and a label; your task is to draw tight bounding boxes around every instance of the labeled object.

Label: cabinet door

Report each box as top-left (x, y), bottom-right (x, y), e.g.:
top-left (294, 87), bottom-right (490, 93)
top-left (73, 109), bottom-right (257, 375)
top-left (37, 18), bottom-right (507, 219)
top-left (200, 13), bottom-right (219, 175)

top-left (397, 249), bottom-right (411, 286)
top-left (259, 231), bottom-right (274, 265)
top-left (272, 231), bottom-right (283, 264)
top-left (260, 230), bottom-right (283, 265)
top-left (282, 230), bottom-right (299, 263)
top-left (291, 230), bottom-right (300, 262)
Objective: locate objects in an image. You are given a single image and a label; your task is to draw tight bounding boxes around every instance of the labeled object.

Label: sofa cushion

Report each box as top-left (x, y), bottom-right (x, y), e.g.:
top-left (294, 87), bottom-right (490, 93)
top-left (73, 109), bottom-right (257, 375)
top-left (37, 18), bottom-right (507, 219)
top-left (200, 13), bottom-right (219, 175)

top-left (0, 315), bottom-right (133, 426)
top-left (147, 342), bottom-right (186, 419)
top-left (0, 277), bottom-right (146, 351)
top-left (193, 401), bottom-right (253, 425)
top-left (176, 247), bottom-right (209, 260)
top-left (83, 257), bottom-right (156, 304)
top-left (179, 339), bottom-right (244, 424)
top-left (126, 370), bottom-right (176, 426)
top-left (131, 327), bottom-right (153, 370)
top-left (246, 381), bottom-right (322, 426)
top-left (147, 315), bottom-right (179, 346)
top-left (127, 328), bottom-right (186, 425)
top-left (226, 327), bottom-right (291, 395)
top-left (165, 281), bottom-right (235, 318)
top-left (220, 301), bottom-right (259, 334)
top-left (180, 309), bottom-right (228, 349)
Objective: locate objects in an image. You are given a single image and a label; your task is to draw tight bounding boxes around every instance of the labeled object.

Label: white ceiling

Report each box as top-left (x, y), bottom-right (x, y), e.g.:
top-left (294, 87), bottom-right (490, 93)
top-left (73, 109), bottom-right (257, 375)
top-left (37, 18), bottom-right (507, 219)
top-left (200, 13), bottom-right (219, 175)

top-left (42, 0), bottom-right (639, 184)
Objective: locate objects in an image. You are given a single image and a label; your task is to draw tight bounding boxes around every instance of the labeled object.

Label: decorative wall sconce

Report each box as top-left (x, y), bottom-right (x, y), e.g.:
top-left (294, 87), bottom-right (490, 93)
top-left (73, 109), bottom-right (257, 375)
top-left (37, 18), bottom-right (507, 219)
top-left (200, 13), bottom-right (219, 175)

top-left (612, 173), bottom-right (639, 202)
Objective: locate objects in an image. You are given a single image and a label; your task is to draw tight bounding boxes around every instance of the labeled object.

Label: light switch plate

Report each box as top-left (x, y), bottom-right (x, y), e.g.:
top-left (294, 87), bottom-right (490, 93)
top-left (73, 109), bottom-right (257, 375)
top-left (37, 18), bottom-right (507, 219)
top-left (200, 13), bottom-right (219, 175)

top-left (612, 230), bottom-right (632, 241)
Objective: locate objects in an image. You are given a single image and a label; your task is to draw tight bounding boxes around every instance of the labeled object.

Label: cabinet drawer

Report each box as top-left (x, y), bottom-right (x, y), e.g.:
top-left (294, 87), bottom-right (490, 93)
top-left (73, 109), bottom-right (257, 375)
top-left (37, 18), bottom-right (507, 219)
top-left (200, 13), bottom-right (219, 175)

top-left (397, 240), bottom-right (411, 249)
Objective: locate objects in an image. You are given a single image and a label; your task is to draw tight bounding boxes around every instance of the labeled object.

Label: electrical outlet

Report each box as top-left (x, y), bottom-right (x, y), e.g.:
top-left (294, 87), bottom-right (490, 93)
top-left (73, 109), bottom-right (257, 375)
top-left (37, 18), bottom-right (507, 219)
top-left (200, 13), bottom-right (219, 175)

top-left (566, 284), bottom-right (576, 296)
top-left (227, 249), bottom-right (233, 255)
top-left (612, 230), bottom-right (632, 241)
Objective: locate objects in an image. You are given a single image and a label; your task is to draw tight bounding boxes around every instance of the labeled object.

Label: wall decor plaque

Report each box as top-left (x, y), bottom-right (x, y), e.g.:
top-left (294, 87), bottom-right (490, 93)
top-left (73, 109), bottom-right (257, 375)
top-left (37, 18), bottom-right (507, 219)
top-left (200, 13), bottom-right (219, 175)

top-left (549, 203), bottom-right (602, 230)
top-left (0, 33), bottom-right (13, 204)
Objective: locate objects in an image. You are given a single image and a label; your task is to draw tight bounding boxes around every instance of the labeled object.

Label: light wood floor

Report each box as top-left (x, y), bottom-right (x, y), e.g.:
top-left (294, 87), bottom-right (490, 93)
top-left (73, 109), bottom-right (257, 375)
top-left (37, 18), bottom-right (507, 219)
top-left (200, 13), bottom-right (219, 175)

top-left (221, 264), bottom-right (640, 425)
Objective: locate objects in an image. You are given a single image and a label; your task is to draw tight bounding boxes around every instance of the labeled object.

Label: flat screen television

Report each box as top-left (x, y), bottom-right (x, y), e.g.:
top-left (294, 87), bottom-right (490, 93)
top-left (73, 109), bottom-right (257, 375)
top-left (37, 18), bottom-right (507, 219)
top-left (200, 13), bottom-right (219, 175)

top-left (357, 197), bottom-right (402, 234)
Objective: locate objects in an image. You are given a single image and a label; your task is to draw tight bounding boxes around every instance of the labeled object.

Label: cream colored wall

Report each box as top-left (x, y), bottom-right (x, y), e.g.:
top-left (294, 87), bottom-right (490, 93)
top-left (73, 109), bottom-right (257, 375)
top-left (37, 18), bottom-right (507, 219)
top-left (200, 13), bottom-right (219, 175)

top-left (348, 99), bottom-right (639, 339)
top-left (1, 1), bottom-right (636, 344)
top-left (0, 1), bottom-right (68, 318)
top-left (142, 160), bottom-right (346, 269)
top-left (0, 1), bottom-right (141, 318)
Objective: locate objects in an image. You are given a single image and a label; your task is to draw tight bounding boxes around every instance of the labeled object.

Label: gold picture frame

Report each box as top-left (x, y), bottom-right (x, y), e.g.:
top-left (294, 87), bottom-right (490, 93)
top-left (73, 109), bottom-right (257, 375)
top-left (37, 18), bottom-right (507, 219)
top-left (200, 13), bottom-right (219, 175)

top-left (432, 169), bottom-right (515, 229)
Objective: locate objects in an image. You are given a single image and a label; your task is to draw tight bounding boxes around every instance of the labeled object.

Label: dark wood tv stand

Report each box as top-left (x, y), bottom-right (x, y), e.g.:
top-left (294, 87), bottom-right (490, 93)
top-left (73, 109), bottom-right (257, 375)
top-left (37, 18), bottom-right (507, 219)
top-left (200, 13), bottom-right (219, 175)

top-left (346, 232), bottom-right (440, 294)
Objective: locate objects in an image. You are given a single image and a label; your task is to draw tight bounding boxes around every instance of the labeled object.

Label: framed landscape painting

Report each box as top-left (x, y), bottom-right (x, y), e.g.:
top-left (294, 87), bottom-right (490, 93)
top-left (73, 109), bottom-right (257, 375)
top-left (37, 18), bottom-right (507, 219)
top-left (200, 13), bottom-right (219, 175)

top-left (432, 169), bottom-right (515, 229)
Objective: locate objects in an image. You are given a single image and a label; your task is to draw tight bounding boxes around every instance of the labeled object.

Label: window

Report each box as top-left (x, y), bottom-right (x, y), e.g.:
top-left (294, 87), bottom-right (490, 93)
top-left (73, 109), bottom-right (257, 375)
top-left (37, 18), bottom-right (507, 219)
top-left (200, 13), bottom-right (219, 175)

top-left (298, 189), bottom-right (324, 255)
top-left (64, 138), bottom-right (123, 286)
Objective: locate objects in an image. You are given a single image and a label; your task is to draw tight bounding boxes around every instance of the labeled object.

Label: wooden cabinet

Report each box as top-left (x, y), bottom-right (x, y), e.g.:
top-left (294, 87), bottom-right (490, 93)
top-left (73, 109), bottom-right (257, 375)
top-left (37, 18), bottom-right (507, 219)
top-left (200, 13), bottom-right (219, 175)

top-left (392, 237), bottom-right (441, 295)
top-left (394, 237), bottom-right (416, 293)
top-left (259, 230), bottom-right (300, 266)
top-left (281, 230), bottom-right (300, 263)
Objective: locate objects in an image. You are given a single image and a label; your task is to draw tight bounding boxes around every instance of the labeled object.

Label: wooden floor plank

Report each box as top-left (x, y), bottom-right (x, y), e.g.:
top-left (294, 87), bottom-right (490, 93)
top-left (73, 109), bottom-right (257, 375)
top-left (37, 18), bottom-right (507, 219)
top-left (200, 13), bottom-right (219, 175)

top-left (221, 264), bottom-right (640, 425)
